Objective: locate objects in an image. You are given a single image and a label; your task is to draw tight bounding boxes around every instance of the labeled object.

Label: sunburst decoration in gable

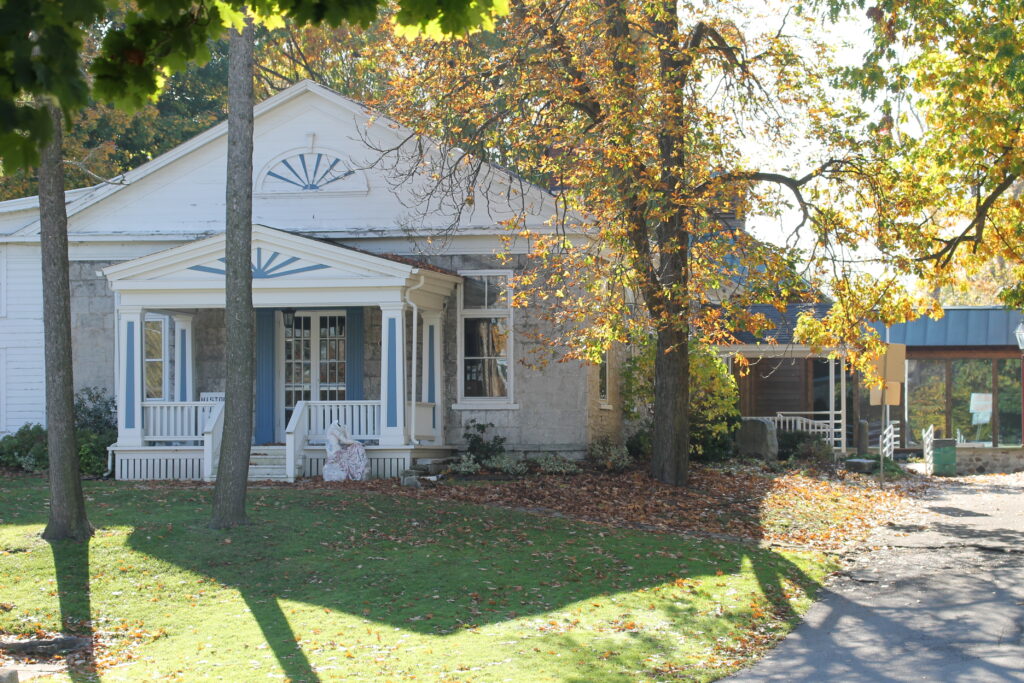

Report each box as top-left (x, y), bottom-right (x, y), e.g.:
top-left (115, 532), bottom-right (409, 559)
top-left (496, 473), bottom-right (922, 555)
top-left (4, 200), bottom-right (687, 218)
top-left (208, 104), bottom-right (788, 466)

top-left (189, 248), bottom-right (329, 279)
top-left (264, 152), bottom-right (355, 192)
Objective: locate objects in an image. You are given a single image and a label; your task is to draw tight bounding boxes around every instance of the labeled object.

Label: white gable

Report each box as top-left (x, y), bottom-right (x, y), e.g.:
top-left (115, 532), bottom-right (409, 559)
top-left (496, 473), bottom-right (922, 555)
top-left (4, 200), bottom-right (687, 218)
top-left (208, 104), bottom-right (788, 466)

top-left (104, 225), bottom-right (459, 310)
top-left (9, 81), bottom-right (559, 243)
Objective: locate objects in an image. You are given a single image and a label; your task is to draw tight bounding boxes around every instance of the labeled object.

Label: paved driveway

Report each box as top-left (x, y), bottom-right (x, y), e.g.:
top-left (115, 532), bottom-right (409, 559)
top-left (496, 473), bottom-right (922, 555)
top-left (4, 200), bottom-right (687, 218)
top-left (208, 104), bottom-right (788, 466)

top-left (731, 474), bottom-right (1024, 682)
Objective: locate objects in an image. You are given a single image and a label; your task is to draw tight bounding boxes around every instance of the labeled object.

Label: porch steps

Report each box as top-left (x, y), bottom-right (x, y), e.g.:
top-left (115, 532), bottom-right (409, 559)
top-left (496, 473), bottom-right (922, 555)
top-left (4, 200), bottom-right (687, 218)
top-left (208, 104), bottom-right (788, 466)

top-left (248, 447), bottom-right (288, 482)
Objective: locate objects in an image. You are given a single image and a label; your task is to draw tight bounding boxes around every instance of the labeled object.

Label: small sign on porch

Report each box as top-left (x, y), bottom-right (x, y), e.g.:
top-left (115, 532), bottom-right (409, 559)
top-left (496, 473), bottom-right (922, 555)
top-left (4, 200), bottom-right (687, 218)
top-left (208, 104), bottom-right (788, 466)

top-left (969, 392), bottom-right (992, 425)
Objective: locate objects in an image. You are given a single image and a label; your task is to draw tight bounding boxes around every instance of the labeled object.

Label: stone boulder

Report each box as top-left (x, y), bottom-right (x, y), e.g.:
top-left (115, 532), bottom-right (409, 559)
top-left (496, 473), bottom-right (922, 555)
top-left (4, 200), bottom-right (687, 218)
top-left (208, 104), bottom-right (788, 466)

top-left (734, 417), bottom-right (779, 462)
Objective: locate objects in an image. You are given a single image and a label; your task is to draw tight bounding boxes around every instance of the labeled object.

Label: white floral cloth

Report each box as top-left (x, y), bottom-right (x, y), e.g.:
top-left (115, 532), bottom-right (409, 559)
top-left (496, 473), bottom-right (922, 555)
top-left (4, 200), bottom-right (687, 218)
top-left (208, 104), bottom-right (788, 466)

top-left (323, 421), bottom-right (368, 481)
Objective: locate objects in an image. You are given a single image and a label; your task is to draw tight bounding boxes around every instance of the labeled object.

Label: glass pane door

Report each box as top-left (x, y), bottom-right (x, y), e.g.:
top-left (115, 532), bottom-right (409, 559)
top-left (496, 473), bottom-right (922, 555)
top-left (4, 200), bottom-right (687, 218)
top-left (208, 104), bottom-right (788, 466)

top-left (282, 311), bottom-right (346, 428)
top-left (318, 314), bottom-right (346, 401)
top-left (283, 312), bottom-right (312, 427)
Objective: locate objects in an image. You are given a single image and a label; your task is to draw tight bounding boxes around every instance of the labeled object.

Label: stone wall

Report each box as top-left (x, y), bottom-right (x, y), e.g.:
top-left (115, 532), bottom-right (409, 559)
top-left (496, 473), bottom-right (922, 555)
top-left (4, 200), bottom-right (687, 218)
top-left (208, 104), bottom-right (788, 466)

top-left (69, 261), bottom-right (117, 394)
top-left (956, 447), bottom-right (1024, 475)
top-left (415, 252), bottom-right (596, 458)
top-left (194, 309), bottom-right (225, 394)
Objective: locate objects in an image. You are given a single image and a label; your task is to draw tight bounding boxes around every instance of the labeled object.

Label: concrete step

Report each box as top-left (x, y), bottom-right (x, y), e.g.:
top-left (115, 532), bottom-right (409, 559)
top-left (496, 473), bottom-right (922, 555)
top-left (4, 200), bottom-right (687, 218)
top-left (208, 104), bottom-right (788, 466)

top-left (248, 465), bottom-right (287, 480)
top-left (249, 455), bottom-right (285, 467)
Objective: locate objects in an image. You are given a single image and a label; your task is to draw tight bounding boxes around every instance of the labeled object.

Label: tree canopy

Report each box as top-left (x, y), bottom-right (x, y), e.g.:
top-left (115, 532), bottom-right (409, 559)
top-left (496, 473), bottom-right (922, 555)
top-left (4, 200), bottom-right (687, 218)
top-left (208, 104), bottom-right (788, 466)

top-left (368, 0), bottom-right (902, 483)
top-left (0, 0), bottom-right (507, 169)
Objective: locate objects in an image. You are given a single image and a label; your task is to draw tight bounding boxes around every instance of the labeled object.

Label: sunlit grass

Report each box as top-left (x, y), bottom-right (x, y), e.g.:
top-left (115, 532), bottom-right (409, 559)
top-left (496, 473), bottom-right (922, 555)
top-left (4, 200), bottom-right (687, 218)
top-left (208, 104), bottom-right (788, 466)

top-left (0, 474), bottom-right (836, 681)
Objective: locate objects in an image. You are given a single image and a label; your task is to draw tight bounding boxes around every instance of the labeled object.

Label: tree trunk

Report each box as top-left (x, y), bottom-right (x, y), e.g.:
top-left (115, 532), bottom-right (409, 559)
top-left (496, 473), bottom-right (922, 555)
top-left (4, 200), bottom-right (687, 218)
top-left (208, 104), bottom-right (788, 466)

top-left (210, 17), bottom-right (255, 529)
top-left (649, 323), bottom-right (690, 486)
top-left (39, 105), bottom-right (92, 542)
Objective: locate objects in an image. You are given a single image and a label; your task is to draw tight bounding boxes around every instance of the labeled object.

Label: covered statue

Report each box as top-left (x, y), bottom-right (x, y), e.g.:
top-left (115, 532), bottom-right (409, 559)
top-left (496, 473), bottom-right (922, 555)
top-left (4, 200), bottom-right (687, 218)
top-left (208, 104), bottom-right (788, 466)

top-left (323, 421), bottom-right (368, 481)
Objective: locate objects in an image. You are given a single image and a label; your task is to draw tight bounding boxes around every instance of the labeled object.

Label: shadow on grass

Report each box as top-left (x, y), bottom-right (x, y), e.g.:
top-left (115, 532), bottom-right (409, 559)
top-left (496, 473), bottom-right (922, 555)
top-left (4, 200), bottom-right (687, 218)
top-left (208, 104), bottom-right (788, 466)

top-left (0, 473), bottom-right (832, 682)
top-left (49, 538), bottom-right (97, 682)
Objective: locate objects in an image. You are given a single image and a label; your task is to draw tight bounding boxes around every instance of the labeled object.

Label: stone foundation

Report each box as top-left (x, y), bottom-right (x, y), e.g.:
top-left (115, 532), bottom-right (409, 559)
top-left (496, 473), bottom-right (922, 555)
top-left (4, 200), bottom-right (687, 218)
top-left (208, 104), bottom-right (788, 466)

top-left (955, 447), bottom-right (1024, 475)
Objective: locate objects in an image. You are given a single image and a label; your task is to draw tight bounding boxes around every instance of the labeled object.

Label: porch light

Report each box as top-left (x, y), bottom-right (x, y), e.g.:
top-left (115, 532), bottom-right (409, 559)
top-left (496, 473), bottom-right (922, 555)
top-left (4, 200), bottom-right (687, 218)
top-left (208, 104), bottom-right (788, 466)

top-left (1015, 321), bottom-right (1024, 350)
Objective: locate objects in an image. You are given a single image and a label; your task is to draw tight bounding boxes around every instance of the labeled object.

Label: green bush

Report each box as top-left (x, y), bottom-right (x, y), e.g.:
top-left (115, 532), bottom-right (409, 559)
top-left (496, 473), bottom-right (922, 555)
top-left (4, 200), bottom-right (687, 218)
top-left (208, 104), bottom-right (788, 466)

top-left (448, 453), bottom-right (481, 475)
top-left (778, 431), bottom-right (832, 462)
top-left (588, 437), bottom-right (633, 472)
top-left (622, 339), bottom-right (740, 461)
top-left (482, 453), bottom-right (529, 476)
top-left (461, 420), bottom-right (507, 466)
top-left (0, 424), bottom-right (48, 472)
top-left (625, 429), bottom-right (651, 461)
top-left (0, 388), bottom-right (116, 476)
top-left (534, 453), bottom-right (581, 474)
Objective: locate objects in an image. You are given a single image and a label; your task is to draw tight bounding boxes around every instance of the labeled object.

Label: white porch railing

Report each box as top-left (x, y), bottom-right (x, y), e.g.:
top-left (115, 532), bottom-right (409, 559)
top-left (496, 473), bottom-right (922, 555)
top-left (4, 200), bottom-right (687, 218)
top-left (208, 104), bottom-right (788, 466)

top-left (303, 400), bottom-right (383, 441)
top-left (202, 400), bottom-right (226, 481)
top-left (881, 422), bottom-right (897, 461)
top-left (285, 400), bottom-right (384, 481)
top-left (142, 401), bottom-right (219, 445)
top-left (766, 411), bottom-right (841, 447)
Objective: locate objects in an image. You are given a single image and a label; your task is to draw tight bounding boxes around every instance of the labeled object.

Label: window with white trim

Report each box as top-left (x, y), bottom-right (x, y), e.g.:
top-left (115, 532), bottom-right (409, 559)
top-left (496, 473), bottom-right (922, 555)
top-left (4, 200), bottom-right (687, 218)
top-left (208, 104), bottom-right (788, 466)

top-left (143, 315), bottom-right (170, 400)
top-left (598, 351), bottom-right (610, 403)
top-left (459, 271), bottom-right (512, 402)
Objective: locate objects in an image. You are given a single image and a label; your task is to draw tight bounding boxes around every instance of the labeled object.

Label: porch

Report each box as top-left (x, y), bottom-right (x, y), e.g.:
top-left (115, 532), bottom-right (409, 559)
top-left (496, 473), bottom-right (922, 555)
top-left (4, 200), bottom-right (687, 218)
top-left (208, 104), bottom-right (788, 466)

top-left (103, 225), bottom-right (460, 481)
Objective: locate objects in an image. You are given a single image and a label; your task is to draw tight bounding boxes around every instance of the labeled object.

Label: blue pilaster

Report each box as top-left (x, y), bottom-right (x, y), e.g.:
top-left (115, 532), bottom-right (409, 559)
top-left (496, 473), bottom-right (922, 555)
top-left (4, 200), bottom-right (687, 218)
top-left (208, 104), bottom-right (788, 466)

top-left (386, 316), bottom-right (398, 428)
top-left (254, 309), bottom-right (276, 444)
top-left (345, 307), bottom-right (364, 399)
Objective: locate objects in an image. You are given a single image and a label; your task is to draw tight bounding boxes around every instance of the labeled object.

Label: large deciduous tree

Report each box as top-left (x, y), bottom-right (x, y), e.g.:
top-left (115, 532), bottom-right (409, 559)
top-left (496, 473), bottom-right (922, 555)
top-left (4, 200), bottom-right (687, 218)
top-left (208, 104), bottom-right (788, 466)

top-left (374, 0), bottom-right (882, 484)
top-left (815, 0), bottom-right (1024, 306)
top-left (38, 104), bottom-right (92, 541)
top-left (210, 17), bottom-right (256, 529)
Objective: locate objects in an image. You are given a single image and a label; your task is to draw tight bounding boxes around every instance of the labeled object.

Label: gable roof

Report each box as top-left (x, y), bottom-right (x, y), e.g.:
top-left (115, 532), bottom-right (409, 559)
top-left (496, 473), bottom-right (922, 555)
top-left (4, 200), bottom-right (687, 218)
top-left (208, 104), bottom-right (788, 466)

top-left (732, 303), bottom-right (832, 345)
top-left (2, 80), bottom-right (560, 241)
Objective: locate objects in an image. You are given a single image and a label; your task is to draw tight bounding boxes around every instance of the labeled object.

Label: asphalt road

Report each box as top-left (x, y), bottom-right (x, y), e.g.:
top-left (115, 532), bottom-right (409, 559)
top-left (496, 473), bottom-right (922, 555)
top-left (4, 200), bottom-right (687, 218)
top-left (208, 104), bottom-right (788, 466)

top-left (730, 474), bottom-right (1024, 682)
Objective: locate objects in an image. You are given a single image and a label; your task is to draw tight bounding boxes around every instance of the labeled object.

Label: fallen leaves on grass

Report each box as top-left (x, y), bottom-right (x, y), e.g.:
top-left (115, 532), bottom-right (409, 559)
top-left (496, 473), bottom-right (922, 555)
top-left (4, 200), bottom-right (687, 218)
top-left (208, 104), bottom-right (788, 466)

top-left (297, 464), bottom-right (928, 551)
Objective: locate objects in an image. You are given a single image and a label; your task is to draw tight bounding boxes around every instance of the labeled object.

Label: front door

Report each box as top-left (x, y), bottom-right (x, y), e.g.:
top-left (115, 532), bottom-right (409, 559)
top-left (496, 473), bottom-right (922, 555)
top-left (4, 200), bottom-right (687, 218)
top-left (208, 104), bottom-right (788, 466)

top-left (281, 310), bottom-right (347, 431)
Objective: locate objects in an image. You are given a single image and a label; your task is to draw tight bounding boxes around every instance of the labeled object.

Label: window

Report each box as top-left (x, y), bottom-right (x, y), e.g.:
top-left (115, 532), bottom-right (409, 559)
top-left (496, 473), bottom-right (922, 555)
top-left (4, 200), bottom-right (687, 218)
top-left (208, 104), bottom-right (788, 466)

top-left (459, 272), bottom-right (512, 403)
top-left (598, 351), bottom-right (609, 404)
top-left (143, 316), bottom-right (169, 400)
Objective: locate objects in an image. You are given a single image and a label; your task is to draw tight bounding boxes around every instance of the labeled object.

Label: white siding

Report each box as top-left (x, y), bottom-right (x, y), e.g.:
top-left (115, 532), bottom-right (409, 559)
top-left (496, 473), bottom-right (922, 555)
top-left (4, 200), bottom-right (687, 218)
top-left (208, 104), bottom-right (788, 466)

top-left (0, 245), bottom-right (45, 431)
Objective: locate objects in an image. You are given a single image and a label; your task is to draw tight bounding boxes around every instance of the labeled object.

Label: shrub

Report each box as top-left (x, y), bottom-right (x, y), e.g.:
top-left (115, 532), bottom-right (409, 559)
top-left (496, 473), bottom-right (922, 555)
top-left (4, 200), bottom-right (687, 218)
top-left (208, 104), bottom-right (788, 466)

top-left (534, 453), bottom-right (581, 475)
top-left (625, 428), bottom-right (652, 461)
top-left (778, 431), bottom-right (832, 462)
top-left (482, 453), bottom-right (529, 476)
top-left (448, 453), bottom-right (481, 475)
top-left (0, 388), bottom-right (116, 476)
top-left (462, 420), bottom-right (507, 466)
top-left (588, 437), bottom-right (633, 472)
top-left (622, 339), bottom-right (740, 461)
top-left (0, 424), bottom-right (48, 472)
top-left (74, 387), bottom-right (117, 433)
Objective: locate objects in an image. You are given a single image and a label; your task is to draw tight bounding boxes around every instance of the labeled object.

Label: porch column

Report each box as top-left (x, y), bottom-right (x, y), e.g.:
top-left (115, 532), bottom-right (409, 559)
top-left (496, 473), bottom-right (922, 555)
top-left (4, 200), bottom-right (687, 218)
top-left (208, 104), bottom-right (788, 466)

top-left (421, 310), bottom-right (444, 444)
top-left (172, 313), bottom-right (195, 402)
top-left (829, 356), bottom-right (836, 449)
top-left (840, 356), bottom-right (848, 455)
top-left (117, 306), bottom-right (145, 446)
top-left (379, 303), bottom-right (407, 446)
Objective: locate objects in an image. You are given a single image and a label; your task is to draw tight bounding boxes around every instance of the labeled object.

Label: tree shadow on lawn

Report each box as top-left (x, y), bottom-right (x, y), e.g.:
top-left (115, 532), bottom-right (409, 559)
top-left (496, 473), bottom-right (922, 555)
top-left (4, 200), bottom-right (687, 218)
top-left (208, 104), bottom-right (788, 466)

top-left (0, 475), bottom-right (829, 683)
top-left (114, 485), bottom-right (827, 683)
top-left (48, 538), bottom-right (97, 682)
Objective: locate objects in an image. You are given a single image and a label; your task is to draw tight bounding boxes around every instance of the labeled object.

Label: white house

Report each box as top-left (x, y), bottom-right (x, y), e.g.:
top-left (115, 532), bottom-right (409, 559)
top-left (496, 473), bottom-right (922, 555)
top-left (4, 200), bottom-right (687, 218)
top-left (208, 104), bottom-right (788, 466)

top-left (0, 80), bottom-right (622, 481)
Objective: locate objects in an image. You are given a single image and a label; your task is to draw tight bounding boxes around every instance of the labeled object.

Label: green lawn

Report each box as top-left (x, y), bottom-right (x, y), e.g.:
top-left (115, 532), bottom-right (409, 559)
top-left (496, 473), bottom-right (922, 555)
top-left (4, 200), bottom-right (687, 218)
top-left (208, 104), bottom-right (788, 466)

top-left (0, 475), bottom-right (836, 681)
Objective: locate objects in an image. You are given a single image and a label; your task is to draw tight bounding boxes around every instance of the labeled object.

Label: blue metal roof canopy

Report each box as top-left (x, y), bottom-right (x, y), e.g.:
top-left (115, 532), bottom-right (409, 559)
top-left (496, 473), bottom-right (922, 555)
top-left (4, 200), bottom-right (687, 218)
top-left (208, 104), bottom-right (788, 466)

top-left (871, 307), bottom-right (1024, 347)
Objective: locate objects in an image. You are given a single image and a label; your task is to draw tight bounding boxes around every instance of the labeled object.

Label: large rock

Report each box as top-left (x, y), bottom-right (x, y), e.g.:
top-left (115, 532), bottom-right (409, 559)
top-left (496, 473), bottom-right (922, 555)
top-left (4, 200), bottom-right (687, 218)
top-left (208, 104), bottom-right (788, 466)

top-left (734, 418), bottom-right (779, 462)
